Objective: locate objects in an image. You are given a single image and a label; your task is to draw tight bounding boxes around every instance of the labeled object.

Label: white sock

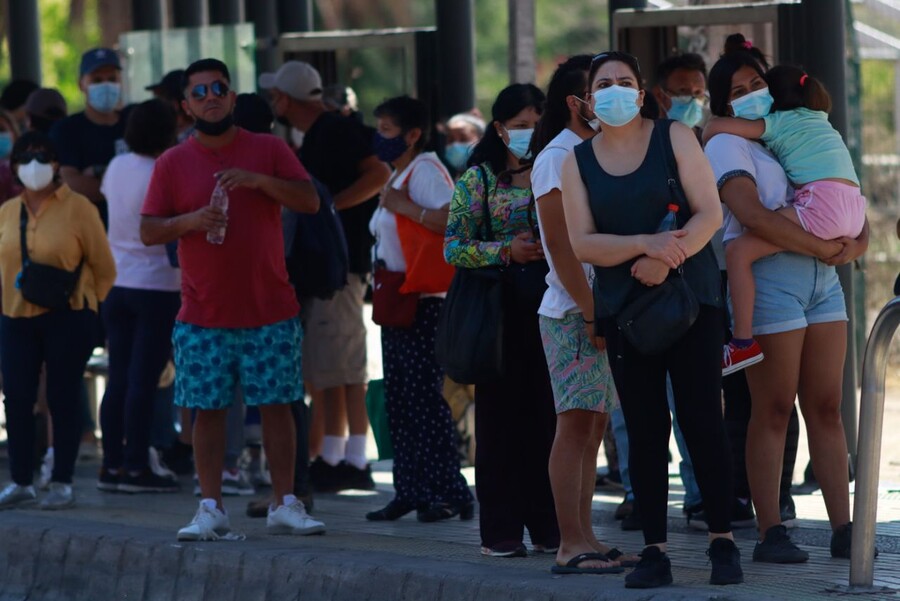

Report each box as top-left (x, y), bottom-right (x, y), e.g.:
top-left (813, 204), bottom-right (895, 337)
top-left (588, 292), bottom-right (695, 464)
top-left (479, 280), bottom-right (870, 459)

top-left (280, 494), bottom-right (297, 508)
top-left (321, 436), bottom-right (346, 466)
top-left (201, 498), bottom-right (224, 514)
top-left (345, 435), bottom-right (368, 470)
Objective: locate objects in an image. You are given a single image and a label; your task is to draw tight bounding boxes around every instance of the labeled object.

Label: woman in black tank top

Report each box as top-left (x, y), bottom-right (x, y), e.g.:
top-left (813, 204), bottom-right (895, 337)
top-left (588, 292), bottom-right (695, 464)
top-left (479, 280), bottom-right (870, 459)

top-left (560, 51), bottom-right (741, 589)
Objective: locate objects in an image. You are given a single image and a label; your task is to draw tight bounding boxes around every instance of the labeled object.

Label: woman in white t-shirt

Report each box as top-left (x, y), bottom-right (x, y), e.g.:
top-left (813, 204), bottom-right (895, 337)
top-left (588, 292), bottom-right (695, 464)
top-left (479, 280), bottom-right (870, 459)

top-left (530, 55), bottom-right (635, 574)
top-left (366, 96), bottom-right (473, 523)
top-left (706, 49), bottom-right (869, 562)
top-left (98, 99), bottom-right (181, 494)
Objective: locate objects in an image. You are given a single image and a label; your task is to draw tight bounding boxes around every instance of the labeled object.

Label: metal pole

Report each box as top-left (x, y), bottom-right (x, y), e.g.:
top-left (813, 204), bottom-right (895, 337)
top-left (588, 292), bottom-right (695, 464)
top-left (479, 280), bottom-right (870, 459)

top-left (436, 0), bottom-right (475, 117)
top-left (848, 297), bottom-right (900, 589)
top-left (508, 0), bottom-right (535, 84)
top-left (278, 0), bottom-right (313, 33)
top-left (132, 0), bottom-right (164, 31)
top-left (209, 0), bottom-right (243, 25)
top-left (801, 0), bottom-right (859, 464)
top-left (247, 0), bottom-right (279, 76)
top-left (7, 0), bottom-right (42, 84)
top-left (608, 0), bottom-right (647, 48)
top-left (173, 0), bottom-right (209, 28)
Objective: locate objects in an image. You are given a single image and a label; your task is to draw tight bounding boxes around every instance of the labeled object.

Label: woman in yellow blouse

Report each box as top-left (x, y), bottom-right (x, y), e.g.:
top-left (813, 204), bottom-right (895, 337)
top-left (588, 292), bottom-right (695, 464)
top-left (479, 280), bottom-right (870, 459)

top-left (0, 131), bottom-right (115, 510)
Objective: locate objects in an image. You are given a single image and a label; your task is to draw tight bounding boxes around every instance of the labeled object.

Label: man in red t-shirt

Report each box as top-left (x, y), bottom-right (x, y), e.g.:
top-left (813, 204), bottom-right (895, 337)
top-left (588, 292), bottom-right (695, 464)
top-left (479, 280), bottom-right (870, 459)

top-left (141, 58), bottom-right (324, 540)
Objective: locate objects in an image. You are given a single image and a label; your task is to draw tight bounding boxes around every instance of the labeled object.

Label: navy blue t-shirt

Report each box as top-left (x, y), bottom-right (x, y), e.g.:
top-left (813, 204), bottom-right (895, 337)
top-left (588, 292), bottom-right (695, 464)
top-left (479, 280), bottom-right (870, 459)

top-left (50, 107), bottom-right (131, 172)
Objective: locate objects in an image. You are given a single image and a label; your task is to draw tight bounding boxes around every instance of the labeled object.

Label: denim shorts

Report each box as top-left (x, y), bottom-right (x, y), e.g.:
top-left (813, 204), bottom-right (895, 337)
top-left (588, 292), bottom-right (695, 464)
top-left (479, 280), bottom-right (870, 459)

top-left (172, 317), bottom-right (303, 409)
top-left (742, 252), bottom-right (847, 336)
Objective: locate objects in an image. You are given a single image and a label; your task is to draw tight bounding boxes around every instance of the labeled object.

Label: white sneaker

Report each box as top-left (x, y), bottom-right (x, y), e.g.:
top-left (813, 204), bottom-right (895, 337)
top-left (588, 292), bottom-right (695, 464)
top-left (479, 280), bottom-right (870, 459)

top-left (39, 482), bottom-right (74, 510)
top-left (148, 447), bottom-right (176, 479)
top-left (0, 483), bottom-right (37, 509)
top-left (177, 500), bottom-right (232, 541)
top-left (38, 448), bottom-right (53, 491)
top-left (267, 496), bottom-right (326, 536)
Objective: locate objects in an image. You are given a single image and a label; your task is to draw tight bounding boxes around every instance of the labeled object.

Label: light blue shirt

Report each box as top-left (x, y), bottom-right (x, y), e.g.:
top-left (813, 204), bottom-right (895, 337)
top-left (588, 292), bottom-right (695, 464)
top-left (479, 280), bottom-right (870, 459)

top-left (761, 108), bottom-right (859, 186)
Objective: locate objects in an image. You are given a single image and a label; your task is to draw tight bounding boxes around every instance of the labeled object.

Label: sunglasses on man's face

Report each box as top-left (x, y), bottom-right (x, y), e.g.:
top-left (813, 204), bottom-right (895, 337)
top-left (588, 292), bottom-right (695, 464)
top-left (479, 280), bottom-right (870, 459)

top-left (16, 151), bottom-right (52, 164)
top-left (189, 81), bottom-right (230, 101)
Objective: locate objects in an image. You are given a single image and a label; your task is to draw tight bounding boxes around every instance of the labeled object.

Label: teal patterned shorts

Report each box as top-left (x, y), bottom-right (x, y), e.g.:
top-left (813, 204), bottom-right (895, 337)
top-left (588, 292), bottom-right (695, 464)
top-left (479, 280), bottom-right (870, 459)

top-left (172, 318), bottom-right (303, 410)
top-left (539, 313), bottom-right (618, 414)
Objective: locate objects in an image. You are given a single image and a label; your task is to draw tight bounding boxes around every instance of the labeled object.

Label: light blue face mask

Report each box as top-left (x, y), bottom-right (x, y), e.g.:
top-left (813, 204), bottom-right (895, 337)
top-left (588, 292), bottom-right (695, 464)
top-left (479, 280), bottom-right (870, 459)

top-left (87, 82), bottom-right (121, 114)
top-left (667, 96), bottom-right (705, 128)
top-left (0, 132), bottom-right (12, 159)
top-left (504, 127), bottom-right (533, 160)
top-left (592, 86), bottom-right (640, 128)
top-left (730, 87), bottom-right (774, 120)
top-left (445, 142), bottom-right (474, 171)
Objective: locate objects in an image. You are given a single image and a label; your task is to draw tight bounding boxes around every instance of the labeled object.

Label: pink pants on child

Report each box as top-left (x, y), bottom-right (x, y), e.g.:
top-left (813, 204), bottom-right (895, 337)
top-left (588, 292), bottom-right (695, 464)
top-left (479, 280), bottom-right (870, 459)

top-left (792, 180), bottom-right (866, 240)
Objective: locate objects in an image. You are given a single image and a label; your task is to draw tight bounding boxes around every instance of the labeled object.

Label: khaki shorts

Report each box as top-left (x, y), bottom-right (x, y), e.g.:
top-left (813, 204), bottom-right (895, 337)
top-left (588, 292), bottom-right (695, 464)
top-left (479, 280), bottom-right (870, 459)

top-left (301, 277), bottom-right (368, 390)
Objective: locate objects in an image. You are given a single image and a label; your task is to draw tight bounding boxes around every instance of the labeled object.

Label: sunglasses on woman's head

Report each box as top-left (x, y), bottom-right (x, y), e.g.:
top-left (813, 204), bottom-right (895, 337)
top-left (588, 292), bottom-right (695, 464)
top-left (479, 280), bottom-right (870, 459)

top-left (592, 51), bottom-right (640, 67)
top-left (189, 81), bottom-right (230, 101)
top-left (16, 151), bottom-right (52, 164)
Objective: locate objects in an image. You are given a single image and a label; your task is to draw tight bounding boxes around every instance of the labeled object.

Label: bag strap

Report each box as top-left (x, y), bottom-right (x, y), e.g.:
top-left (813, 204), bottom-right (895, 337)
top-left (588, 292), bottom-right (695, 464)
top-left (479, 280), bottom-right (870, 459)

top-left (655, 121), bottom-right (690, 218)
top-left (19, 202), bottom-right (29, 267)
top-left (478, 165), bottom-right (495, 242)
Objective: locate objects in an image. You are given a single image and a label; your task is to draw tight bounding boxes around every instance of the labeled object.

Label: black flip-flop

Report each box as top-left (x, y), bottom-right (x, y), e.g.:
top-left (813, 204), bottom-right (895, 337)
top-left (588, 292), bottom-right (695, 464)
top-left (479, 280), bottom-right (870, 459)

top-left (551, 552), bottom-right (625, 575)
top-left (605, 547), bottom-right (640, 568)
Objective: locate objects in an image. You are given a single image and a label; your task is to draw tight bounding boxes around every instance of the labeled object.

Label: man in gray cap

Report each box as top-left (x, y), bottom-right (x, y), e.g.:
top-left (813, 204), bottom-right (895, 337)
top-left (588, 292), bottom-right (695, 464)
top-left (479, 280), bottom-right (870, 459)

top-left (50, 47), bottom-right (130, 226)
top-left (259, 61), bottom-right (389, 492)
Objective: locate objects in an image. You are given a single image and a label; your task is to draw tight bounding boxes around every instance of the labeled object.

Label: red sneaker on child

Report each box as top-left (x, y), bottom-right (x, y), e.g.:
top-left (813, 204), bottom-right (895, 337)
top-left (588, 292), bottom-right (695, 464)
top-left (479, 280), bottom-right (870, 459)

top-left (722, 340), bottom-right (764, 376)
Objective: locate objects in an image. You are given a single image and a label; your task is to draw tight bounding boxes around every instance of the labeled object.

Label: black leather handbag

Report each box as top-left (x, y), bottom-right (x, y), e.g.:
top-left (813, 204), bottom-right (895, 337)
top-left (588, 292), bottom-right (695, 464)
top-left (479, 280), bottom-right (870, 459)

top-left (614, 123), bottom-right (698, 355)
top-left (17, 203), bottom-right (83, 311)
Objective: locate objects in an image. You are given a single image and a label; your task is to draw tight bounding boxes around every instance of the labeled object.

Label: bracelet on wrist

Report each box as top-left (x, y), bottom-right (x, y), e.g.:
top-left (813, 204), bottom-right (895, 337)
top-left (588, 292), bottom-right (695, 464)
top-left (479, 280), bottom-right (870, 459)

top-left (582, 317), bottom-right (595, 324)
top-left (418, 207), bottom-right (427, 224)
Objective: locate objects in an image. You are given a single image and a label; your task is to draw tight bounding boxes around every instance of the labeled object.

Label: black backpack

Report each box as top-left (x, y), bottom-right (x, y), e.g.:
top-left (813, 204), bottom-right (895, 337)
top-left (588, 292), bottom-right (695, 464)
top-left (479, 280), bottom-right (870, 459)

top-left (283, 178), bottom-right (350, 301)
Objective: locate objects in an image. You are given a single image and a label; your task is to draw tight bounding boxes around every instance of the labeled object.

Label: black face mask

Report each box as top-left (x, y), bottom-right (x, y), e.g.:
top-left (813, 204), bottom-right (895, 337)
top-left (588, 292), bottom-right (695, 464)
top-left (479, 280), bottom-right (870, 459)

top-left (194, 113), bottom-right (234, 136)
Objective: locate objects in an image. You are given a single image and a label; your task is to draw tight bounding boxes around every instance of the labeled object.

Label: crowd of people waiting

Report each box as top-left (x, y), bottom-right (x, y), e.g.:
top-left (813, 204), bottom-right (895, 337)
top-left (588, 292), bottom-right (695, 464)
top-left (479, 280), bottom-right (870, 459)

top-left (0, 32), bottom-right (878, 590)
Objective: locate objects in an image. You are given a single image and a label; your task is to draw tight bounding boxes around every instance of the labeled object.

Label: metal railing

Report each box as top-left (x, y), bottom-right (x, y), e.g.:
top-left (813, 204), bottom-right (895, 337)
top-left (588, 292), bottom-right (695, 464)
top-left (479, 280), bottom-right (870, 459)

top-left (849, 295), bottom-right (900, 589)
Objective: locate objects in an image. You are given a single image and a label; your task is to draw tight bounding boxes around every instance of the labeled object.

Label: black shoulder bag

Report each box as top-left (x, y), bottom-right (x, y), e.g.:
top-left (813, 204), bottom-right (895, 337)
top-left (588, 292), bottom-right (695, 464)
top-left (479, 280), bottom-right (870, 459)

top-left (614, 123), bottom-right (699, 355)
top-left (435, 166), bottom-right (507, 384)
top-left (17, 202), bottom-right (84, 310)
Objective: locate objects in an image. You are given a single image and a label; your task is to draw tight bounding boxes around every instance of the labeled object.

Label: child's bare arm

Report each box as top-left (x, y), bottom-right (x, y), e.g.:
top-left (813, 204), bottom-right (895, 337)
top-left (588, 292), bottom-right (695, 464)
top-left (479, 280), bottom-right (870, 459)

top-left (702, 116), bottom-right (766, 144)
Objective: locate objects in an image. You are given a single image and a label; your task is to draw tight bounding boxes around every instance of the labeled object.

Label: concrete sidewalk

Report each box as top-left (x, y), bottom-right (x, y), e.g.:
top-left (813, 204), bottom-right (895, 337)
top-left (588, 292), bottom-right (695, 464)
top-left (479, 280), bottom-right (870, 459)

top-left (1, 458), bottom-right (899, 601)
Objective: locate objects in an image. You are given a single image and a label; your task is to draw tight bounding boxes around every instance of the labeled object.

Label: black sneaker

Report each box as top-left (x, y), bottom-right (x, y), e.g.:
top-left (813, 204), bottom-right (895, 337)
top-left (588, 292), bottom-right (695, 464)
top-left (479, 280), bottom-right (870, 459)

top-left (96, 468), bottom-right (120, 492)
top-left (339, 462), bottom-right (375, 491)
top-left (621, 504), bottom-right (642, 531)
top-left (309, 458), bottom-right (343, 493)
top-left (707, 538), bottom-right (744, 585)
top-left (118, 469), bottom-right (180, 493)
top-left (830, 522), bottom-right (879, 560)
top-left (780, 492), bottom-right (798, 529)
top-left (732, 498), bottom-right (757, 529)
top-left (624, 546), bottom-right (673, 589)
top-left (752, 525), bottom-right (809, 563)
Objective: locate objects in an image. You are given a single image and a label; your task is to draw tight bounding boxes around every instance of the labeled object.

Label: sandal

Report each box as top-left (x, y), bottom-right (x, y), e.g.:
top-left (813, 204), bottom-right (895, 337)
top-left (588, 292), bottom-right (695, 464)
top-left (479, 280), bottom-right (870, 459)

top-left (605, 547), bottom-right (640, 568)
top-left (551, 552), bottom-right (625, 575)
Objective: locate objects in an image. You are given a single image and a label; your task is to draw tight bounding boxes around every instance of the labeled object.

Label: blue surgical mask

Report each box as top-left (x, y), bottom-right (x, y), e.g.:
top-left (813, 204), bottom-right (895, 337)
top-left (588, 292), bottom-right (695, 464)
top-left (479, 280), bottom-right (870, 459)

top-left (445, 142), bottom-right (474, 171)
top-left (730, 87), bottom-right (774, 120)
top-left (373, 131), bottom-right (409, 164)
top-left (87, 82), bottom-right (121, 113)
top-left (503, 127), bottom-right (533, 160)
top-left (667, 96), bottom-right (705, 128)
top-left (0, 133), bottom-right (12, 159)
top-left (592, 86), bottom-right (641, 127)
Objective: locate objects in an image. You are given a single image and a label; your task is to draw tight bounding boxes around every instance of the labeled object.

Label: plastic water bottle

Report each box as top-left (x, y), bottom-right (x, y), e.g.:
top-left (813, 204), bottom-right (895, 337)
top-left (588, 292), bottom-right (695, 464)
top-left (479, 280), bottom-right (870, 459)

top-left (206, 181), bottom-right (229, 245)
top-left (656, 203), bottom-right (679, 233)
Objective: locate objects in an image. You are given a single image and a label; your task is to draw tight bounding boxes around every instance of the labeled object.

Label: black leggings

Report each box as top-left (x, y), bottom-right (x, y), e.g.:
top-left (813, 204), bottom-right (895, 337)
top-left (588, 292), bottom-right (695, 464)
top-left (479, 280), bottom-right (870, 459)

top-left (605, 305), bottom-right (734, 544)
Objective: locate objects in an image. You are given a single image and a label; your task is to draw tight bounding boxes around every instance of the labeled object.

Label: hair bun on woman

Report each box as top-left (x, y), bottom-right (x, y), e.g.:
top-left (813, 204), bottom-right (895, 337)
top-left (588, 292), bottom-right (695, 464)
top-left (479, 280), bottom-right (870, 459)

top-left (724, 33), bottom-right (749, 55)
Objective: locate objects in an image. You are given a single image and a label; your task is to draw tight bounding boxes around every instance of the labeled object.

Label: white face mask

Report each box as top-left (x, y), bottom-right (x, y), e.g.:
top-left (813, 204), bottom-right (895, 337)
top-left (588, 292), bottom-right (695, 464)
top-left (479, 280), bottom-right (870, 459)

top-left (18, 160), bottom-right (54, 191)
top-left (290, 128), bottom-right (305, 148)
